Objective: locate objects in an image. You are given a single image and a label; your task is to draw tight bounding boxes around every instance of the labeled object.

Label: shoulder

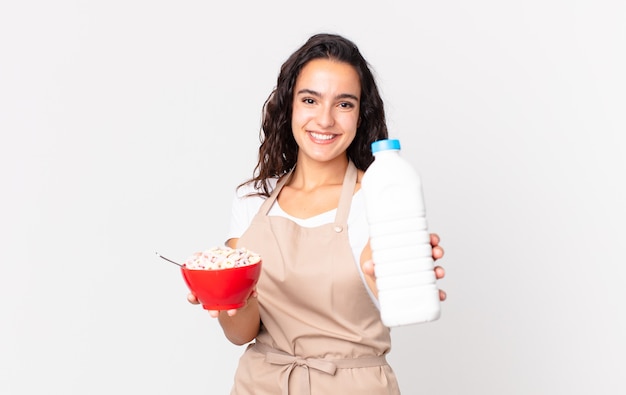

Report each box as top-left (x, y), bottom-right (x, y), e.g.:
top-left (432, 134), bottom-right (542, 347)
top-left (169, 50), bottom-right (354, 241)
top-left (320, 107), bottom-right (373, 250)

top-left (228, 178), bottom-right (279, 240)
top-left (234, 178), bottom-right (278, 200)
top-left (231, 178), bottom-right (279, 216)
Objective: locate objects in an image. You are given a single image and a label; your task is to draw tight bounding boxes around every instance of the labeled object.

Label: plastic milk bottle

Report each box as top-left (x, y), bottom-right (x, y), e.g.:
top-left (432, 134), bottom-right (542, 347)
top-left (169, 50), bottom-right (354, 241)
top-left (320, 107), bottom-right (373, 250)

top-left (361, 138), bottom-right (441, 327)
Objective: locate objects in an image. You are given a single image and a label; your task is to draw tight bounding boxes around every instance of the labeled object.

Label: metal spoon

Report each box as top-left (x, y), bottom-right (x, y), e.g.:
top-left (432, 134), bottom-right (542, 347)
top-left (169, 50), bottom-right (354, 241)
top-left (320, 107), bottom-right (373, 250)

top-left (155, 252), bottom-right (182, 267)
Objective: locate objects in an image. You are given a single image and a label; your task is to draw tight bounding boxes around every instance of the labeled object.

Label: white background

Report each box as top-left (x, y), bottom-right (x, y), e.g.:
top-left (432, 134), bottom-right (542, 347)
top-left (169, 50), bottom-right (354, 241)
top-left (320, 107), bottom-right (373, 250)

top-left (1, 1), bottom-right (625, 394)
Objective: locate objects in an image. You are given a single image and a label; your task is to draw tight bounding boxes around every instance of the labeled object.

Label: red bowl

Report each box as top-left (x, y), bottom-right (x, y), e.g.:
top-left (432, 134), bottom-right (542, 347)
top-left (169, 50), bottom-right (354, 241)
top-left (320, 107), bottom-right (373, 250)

top-left (181, 261), bottom-right (262, 310)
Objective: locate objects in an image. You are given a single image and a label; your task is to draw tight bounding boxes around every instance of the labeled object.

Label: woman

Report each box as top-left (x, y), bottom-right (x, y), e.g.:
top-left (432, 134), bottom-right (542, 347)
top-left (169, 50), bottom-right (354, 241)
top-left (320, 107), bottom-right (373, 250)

top-left (189, 33), bottom-right (446, 394)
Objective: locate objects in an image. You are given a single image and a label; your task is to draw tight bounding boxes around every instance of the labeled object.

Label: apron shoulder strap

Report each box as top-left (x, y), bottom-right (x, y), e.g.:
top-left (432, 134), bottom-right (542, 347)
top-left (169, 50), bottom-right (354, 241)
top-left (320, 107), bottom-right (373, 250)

top-left (334, 161), bottom-right (357, 225)
top-left (258, 171), bottom-right (293, 215)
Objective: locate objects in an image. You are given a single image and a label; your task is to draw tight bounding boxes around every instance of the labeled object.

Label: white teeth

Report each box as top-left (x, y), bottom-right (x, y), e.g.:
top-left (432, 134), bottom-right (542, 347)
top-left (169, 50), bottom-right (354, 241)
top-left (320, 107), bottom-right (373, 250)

top-left (310, 132), bottom-right (334, 140)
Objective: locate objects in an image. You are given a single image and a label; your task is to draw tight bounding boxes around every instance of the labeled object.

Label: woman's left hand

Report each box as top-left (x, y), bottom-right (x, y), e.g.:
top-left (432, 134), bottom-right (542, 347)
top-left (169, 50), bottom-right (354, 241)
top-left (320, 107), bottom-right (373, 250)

top-left (430, 233), bottom-right (446, 301)
top-left (362, 232), bottom-right (447, 301)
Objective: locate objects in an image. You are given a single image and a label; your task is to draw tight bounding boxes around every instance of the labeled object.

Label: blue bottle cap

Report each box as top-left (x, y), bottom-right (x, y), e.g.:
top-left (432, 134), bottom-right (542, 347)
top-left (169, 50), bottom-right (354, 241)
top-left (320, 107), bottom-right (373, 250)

top-left (371, 139), bottom-right (401, 153)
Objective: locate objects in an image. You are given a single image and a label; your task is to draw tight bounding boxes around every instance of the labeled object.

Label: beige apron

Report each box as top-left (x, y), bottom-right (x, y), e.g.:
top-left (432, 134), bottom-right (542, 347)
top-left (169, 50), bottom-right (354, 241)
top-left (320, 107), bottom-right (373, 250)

top-left (232, 161), bottom-right (400, 395)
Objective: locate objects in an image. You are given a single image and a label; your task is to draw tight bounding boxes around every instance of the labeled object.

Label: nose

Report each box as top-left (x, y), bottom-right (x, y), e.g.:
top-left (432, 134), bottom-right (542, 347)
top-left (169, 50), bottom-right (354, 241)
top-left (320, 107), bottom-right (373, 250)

top-left (315, 105), bottom-right (335, 129)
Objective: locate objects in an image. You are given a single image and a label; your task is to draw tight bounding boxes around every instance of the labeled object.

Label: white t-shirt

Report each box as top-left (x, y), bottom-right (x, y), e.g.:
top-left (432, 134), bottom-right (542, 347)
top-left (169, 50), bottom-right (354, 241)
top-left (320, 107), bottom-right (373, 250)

top-left (227, 179), bottom-right (379, 307)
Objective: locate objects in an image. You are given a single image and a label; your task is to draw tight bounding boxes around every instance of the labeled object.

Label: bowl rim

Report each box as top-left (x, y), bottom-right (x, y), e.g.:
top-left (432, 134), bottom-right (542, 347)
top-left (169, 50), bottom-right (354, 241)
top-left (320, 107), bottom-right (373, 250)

top-left (181, 260), bottom-right (261, 272)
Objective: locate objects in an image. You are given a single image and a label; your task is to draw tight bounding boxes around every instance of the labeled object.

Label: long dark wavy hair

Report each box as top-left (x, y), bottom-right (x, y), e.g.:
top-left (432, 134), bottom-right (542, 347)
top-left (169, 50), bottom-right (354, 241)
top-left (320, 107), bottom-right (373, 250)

top-left (242, 33), bottom-right (388, 197)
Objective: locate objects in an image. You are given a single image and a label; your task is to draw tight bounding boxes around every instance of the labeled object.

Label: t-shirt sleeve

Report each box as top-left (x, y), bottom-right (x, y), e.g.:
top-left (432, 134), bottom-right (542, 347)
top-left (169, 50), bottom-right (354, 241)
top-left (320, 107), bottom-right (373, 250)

top-left (225, 183), bottom-right (266, 244)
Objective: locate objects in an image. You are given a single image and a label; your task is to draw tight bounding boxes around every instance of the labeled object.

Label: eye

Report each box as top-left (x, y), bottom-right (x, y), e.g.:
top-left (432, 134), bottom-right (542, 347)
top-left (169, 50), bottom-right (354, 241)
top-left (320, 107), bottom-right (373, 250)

top-left (302, 98), bottom-right (316, 105)
top-left (338, 101), bottom-right (355, 109)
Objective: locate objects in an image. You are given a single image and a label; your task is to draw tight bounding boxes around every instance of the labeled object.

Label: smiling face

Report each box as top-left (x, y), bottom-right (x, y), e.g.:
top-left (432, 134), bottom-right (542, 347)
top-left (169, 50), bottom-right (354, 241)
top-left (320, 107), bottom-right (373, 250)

top-left (291, 58), bottom-right (361, 165)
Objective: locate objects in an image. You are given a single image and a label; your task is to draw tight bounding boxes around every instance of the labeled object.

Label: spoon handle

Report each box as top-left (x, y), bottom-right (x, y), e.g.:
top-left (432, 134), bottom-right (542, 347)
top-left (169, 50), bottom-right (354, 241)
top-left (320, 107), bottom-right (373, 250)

top-left (155, 252), bottom-right (182, 267)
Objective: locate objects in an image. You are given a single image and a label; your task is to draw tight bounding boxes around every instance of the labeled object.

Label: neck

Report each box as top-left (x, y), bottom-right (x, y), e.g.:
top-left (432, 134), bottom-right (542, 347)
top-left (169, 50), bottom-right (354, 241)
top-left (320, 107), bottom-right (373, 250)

top-left (289, 156), bottom-right (349, 191)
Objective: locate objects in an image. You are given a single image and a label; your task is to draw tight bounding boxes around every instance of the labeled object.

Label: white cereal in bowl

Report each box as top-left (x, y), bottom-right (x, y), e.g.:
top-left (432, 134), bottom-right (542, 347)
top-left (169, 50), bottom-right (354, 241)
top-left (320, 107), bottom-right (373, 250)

top-left (184, 247), bottom-right (261, 270)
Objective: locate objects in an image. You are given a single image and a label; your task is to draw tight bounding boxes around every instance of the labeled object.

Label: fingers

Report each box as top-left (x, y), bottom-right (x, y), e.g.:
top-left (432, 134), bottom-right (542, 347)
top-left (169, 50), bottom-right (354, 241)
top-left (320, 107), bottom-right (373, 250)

top-left (208, 309), bottom-right (238, 318)
top-left (365, 263), bottom-right (447, 301)
top-left (187, 293), bottom-right (200, 304)
top-left (434, 265), bottom-right (445, 279)
top-left (362, 259), bottom-right (375, 276)
top-left (204, 291), bottom-right (258, 318)
top-left (430, 234), bottom-right (446, 301)
top-left (430, 233), bottom-right (444, 261)
top-left (430, 233), bottom-right (440, 247)
top-left (432, 245), bottom-right (444, 260)
top-left (366, 260), bottom-right (444, 279)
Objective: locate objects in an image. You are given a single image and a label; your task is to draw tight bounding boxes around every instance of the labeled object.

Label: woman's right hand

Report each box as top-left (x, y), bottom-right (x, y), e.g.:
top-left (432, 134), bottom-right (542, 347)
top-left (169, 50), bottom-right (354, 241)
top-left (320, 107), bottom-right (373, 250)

top-left (187, 289), bottom-right (260, 345)
top-left (186, 290), bottom-right (258, 318)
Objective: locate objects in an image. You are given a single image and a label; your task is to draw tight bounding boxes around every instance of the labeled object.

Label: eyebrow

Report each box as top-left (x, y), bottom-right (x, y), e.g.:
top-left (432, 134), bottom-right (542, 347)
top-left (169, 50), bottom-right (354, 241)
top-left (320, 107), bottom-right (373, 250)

top-left (296, 89), bottom-right (359, 102)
